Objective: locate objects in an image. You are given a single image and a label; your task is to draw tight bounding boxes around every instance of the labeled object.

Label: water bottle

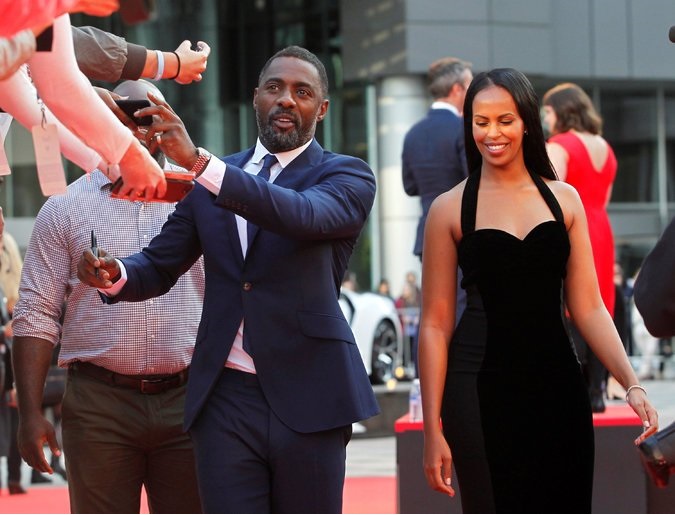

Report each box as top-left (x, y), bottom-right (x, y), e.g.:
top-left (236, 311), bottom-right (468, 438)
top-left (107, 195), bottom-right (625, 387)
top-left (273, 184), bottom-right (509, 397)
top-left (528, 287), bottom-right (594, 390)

top-left (409, 378), bottom-right (423, 422)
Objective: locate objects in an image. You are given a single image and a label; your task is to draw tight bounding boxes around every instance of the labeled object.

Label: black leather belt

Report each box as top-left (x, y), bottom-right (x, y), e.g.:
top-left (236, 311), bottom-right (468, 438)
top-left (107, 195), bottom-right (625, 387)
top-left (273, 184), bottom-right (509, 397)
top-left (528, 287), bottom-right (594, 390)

top-left (69, 361), bottom-right (189, 394)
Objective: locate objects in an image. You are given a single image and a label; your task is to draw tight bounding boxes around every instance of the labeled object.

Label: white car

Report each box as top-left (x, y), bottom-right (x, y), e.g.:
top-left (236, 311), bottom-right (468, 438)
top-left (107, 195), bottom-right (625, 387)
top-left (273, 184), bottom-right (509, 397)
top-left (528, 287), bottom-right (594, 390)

top-left (339, 288), bottom-right (405, 384)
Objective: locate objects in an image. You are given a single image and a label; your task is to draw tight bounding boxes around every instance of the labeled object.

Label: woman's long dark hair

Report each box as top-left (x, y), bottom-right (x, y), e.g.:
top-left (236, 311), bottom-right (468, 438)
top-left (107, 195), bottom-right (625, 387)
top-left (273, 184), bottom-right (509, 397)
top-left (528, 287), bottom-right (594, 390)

top-left (462, 68), bottom-right (557, 180)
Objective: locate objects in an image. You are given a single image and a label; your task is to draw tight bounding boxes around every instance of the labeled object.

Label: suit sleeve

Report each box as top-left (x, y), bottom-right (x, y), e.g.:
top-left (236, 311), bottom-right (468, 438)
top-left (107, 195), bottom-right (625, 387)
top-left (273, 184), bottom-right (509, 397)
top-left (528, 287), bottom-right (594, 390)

top-left (633, 216), bottom-right (675, 338)
top-left (216, 155), bottom-right (376, 241)
top-left (112, 195), bottom-right (203, 303)
top-left (401, 136), bottom-right (419, 196)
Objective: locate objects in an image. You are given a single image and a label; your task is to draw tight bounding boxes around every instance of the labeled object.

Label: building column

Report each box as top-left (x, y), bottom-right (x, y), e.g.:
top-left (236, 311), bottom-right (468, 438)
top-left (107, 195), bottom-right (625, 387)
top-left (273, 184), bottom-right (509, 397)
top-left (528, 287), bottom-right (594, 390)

top-left (374, 74), bottom-right (428, 297)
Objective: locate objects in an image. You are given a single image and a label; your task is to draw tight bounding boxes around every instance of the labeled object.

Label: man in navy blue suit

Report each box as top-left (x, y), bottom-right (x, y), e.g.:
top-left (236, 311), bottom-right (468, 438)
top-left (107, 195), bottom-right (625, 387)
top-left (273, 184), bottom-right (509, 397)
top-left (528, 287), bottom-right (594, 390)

top-left (77, 46), bottom-right (379, 513)
top-left (402, 57), bottom-right (472, 320)
top-left (402, 57), bottom-right (472, 258)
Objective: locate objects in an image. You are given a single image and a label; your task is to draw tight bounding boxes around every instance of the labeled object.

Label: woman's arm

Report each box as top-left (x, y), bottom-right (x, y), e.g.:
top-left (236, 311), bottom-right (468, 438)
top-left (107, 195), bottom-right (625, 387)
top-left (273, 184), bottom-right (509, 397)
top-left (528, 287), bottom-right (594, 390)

top-left (559, 183), bottom-right (658, 435)
top-left (0, 65), bottom-right (100, 173)
top-left (418, 188), bottom-right (462, 498)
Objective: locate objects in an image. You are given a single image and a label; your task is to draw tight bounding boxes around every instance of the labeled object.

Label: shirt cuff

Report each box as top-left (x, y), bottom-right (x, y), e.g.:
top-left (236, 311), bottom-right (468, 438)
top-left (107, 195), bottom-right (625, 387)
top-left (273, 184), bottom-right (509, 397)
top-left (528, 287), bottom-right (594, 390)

top-left (195, 155), bottom-right (225, 195)
top-left (97, 259), bottom-right (128, 297)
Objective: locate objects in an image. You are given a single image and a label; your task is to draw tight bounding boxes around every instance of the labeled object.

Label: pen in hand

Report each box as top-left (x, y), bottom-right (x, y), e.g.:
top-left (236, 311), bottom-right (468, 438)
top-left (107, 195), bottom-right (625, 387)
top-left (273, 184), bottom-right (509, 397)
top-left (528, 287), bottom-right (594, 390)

top-left (90, 230), bottom-right (99, 279)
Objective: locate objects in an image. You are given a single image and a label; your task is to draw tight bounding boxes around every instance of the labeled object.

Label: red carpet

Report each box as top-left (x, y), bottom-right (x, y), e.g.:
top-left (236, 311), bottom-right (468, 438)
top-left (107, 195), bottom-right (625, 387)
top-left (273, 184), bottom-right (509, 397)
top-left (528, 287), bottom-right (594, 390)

top-left (0, 477), bottom-right (396, 514)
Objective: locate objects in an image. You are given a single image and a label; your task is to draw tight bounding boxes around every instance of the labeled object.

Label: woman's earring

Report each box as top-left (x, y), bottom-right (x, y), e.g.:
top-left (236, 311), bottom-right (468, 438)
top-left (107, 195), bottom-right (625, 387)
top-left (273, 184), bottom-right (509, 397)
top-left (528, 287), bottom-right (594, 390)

top-left (524, 130), bottom-right (528, 135)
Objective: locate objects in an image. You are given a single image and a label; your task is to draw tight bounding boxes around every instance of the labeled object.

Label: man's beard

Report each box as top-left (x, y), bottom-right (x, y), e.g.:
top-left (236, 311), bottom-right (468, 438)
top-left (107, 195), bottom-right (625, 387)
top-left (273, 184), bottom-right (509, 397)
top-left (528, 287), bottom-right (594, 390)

top-left (256, 109), bottom-right (317, 153)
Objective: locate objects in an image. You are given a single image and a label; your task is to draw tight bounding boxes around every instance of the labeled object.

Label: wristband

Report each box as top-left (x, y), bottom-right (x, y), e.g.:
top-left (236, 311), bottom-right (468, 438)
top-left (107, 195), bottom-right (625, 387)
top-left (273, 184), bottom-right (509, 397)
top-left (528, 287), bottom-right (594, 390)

top-left (152, 50), bottom-right (164, 81)
top-left (625, 384), bottom-right (647, 402)
top-left (168, 51), bottom-right (181, 80)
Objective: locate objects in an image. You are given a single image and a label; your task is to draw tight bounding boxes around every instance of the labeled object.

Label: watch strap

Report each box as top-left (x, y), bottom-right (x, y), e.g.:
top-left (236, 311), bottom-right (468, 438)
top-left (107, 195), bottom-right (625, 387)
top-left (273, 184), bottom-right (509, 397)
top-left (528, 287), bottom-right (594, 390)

top-left (189, 147), bottom-right (211, 178)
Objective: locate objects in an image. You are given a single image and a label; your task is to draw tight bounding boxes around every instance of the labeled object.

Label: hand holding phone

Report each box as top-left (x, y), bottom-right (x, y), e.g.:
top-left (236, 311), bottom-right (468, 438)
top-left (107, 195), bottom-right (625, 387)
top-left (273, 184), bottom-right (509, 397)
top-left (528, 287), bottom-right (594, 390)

top-left (110, 170), bottom-right (195, 203)
top-left (114, 99), bottom-right (153, 126)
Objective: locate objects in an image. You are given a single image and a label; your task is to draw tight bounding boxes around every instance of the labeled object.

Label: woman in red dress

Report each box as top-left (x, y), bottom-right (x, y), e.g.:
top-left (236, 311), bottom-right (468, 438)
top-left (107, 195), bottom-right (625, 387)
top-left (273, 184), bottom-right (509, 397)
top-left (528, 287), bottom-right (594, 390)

top-left (543, 82), bottom-right (618, 411)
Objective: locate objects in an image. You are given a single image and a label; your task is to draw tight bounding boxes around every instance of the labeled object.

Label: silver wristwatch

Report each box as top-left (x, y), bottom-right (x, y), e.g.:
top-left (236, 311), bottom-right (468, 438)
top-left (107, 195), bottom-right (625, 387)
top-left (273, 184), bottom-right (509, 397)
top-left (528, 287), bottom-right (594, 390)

top-left (189, 147), bottom-right (212, 178)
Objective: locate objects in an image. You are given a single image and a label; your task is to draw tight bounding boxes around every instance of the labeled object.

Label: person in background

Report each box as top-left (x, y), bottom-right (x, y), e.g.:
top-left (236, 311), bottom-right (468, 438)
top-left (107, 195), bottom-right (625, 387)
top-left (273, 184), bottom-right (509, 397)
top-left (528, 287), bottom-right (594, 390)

top-left (12, 80), bottom-right (204, 513)
top-left (542, 82), bottom-right (618, 412)
top-left (606, 261), bottom-right (631, 400)
top-left (402, 57), bottom-right (472, 322)
top-left (375, 278), bottom-right (392, 299)
top-left (0, 205), bottom-right (21, 494)
top-left (631, 268), bottom-right (661, 381)
top-left (76, 45), bottom-right (379, 513)
top-left (418, 68), bottom-right (657, 513)
top-left (395, 276), bottom-right (421, 377)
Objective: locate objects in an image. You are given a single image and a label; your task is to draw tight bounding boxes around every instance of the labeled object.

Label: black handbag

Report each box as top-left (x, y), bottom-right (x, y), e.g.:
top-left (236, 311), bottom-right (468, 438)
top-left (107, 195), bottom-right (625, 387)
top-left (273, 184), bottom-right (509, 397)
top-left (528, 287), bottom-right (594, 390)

top-left (42, 367), bottom-right (66, 407)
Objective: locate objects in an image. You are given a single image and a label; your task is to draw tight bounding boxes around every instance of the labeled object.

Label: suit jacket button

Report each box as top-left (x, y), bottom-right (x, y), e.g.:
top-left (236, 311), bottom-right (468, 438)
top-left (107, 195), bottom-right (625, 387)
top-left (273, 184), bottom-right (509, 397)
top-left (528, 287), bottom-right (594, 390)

top-left (243, 282), bottom-right (252, 291)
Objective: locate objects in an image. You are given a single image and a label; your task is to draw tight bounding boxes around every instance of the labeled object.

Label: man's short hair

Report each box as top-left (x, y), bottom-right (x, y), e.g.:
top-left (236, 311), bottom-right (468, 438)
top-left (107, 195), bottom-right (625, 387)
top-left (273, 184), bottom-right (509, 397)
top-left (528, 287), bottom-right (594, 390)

top-left (427, 57), bottom-right (472, 99)
top-left (258, 46), bottom-right (329, 99)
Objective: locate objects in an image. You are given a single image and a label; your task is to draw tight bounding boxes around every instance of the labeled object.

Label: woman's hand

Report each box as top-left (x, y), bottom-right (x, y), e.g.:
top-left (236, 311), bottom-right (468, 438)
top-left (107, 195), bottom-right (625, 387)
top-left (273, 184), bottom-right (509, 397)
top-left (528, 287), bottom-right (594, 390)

top-left (423, 431), bottom-right (455, 497)
top-left (627, 387), bottom-right (659, 445)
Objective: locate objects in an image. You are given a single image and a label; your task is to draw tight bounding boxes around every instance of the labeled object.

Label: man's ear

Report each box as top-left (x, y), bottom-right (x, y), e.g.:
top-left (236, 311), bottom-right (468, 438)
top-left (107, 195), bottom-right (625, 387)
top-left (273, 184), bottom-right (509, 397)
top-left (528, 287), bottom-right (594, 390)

top-left (253, 88), bottom-right (259, 110)
top-left (316, 99), bottom-right (329, 122)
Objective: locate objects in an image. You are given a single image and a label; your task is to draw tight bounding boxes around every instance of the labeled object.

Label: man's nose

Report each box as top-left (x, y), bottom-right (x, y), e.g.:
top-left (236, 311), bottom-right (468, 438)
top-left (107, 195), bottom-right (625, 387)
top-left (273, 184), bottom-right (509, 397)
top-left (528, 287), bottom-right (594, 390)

top-left (277, 88), bottom-right (296, 107)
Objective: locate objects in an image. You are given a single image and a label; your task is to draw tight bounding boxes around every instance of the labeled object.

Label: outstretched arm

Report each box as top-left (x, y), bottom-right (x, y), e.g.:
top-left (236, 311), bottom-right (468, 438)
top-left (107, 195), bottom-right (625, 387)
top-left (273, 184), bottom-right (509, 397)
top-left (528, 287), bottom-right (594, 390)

top-left (0, 65), bottom-right (100, 173)
top-left (72, 26), bottom-right (210, 84)
top-left (27, 14), bottom-right (166, 198)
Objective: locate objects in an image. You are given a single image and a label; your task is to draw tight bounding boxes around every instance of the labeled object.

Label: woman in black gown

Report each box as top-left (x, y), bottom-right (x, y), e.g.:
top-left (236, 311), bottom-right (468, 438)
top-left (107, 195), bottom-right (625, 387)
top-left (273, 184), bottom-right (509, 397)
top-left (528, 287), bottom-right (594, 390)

top-left (418, 68), bottom-right (659, 513)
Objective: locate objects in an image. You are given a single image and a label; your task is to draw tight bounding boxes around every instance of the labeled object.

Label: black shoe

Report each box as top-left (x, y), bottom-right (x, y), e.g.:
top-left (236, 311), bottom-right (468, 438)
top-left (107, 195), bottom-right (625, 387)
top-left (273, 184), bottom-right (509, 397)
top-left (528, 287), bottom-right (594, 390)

top-left (8, 482), bottom-right (27, 495)
top-left (590, 390), bottom-right (606, 413)
top-left (31, 471), bottom-right (52, 484)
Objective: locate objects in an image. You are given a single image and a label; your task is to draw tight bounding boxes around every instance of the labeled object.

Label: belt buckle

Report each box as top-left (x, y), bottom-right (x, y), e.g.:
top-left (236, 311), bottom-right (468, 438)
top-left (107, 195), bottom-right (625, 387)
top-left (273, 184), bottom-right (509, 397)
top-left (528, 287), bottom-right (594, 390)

top-left (140, 378), bottom-right (165, 394)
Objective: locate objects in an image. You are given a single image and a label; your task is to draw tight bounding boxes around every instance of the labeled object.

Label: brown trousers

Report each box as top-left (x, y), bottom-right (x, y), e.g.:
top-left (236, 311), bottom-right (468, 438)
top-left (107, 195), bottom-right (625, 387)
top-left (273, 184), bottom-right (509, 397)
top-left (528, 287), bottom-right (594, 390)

top-left (62, 371), bottom-right (201, 513)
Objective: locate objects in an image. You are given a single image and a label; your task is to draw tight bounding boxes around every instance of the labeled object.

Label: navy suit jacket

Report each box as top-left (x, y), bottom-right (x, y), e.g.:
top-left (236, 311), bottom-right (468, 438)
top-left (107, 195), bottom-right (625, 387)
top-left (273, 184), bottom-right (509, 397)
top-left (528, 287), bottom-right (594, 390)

top-left (634, 216), bottom-right (675, 338)
top-left (402, 108), bottom-right (467, 256)
top-left (108, 140), bottom-right (380, 433)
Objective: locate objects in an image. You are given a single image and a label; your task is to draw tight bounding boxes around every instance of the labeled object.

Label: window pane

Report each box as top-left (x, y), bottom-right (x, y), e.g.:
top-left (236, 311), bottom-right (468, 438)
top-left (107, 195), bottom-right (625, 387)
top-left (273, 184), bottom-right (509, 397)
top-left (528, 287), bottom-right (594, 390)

top-left (602, 91), bottom-right (657, 203)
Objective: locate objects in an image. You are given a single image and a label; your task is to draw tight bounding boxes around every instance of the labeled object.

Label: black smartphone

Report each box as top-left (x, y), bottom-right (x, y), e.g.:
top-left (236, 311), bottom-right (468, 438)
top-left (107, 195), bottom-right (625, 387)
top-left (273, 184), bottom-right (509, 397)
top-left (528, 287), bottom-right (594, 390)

top-left (114, 99), bottom-right (152, 126)
top-left (110, 171), bottom-right (195, 203)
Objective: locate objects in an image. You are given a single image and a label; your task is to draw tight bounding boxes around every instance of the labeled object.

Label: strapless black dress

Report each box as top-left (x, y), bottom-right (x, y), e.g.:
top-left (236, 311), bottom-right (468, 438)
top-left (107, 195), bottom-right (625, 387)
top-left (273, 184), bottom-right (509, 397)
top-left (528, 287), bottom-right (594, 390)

top-left (441, 169), bottom-right (594, 513)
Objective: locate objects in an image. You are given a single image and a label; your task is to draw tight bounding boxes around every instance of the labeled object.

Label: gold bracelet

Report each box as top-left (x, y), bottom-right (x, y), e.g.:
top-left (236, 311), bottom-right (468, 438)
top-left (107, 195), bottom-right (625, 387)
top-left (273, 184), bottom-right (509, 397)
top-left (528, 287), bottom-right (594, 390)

top-left (625, 384), bottom-right (647, 402)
